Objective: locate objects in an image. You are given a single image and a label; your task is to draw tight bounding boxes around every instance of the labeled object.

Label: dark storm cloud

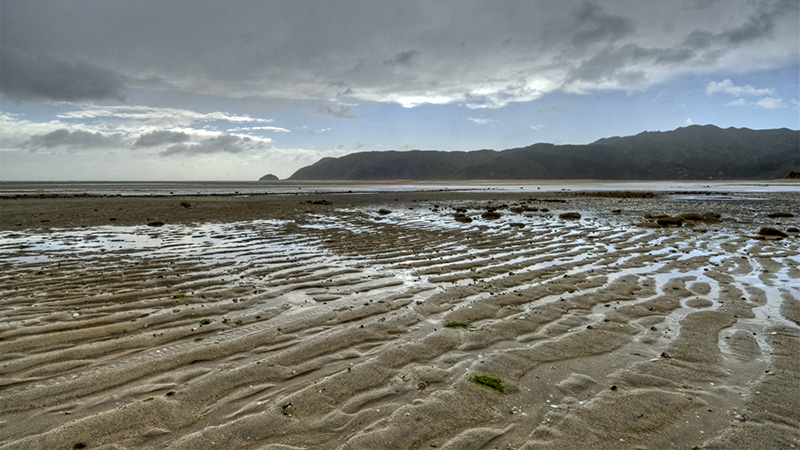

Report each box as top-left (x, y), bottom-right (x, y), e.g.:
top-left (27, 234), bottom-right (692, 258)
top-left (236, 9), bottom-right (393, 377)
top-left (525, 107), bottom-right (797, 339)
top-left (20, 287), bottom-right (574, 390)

top-left (160, 135), bottom-right (264, 156)
top-left (0, 47), bottom-right (127, 102)
top-left (25, 129), bottom-right (123, 148)
top-left (134, 130), bottom-right (191, 147)
top-left (1, 0), bottom-right (796, 107)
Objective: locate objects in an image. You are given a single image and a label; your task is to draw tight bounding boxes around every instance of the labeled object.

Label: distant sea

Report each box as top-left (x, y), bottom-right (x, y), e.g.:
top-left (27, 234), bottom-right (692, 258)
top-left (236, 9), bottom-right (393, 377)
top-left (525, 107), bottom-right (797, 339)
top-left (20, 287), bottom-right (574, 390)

top-left (0, 180), bottom-right (796, 197)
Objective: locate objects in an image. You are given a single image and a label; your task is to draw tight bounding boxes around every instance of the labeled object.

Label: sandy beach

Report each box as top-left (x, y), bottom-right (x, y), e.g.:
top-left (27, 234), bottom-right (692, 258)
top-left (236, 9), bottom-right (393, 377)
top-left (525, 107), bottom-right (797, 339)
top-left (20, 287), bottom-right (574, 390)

top-left (1, 188), bottom-right (798, 449)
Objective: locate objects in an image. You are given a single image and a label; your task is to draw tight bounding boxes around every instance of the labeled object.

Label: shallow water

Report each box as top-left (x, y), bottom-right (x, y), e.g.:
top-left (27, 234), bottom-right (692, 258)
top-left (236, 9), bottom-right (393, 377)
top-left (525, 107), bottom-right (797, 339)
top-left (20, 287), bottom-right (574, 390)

top-left (1, 179), bottom-right (797, 196)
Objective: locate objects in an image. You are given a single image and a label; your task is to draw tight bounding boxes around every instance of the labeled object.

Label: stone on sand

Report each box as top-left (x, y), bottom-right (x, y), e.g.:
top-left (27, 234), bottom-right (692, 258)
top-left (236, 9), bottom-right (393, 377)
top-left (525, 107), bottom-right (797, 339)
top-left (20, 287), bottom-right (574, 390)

top-left (656, 216), bottom-right (683, 227)
top-left (559, 212), bottom-right (581, 220)
top-left (481, 210), bottom-right (502, 220)
top-left (757, 227), bottom-right (789, 238)
top-left (454, 213), bottom-right (473, 223)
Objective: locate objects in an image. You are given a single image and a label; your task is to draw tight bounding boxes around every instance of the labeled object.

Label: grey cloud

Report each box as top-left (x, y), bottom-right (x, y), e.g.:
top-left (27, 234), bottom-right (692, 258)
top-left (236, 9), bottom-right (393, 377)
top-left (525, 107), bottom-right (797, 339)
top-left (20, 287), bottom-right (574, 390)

top-left (25, 129), bottom-right (123, 148)
top-left (385, 50), bottom-right (420, 67)
top-left (567, 42), bottom-right (707, 87)
top-left (682, 31), bottom-right (714, 50)
top-left (336, 88), bottom-right (356, 100)
top-left (566, 25), bottom-right (785, 92)
top-left (654, 48), bottom-right (696, 64)
top-left (0, 47), bottom-right (127, 102)
top-left (567, 44), bottom-right (645, 84)
top-left (725, 9), bottom-right (776, 44)
top-left (571, 2), bottom-right (634, 47)
top-left (1, 1), bottom-right (796, 108)
top-left (682, 0), bottom-right (794, 49)
top-left (316, 105), bottom-right (359, 119)
top-left (160, 135), bottom-right (263, 156)
top-left (134, 130), bottom-right (191, 147)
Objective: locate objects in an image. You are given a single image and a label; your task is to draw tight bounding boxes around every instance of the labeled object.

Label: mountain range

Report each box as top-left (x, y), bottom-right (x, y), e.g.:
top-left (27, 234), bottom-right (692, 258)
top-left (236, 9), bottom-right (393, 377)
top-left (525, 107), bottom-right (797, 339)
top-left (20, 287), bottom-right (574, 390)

top-left (287, 125), bottom-right (799, 180)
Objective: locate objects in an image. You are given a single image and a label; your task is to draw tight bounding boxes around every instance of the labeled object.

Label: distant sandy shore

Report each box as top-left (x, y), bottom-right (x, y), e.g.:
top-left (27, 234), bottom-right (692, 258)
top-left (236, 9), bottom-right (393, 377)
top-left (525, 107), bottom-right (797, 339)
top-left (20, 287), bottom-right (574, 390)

top-left (1, 190), bottom-right (798, 449)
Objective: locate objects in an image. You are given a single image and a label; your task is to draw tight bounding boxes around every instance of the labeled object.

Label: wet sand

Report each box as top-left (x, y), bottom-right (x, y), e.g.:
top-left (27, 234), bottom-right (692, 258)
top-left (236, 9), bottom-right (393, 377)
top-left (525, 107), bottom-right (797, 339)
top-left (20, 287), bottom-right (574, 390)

top-left (1, 189), bottom-right (798, 449)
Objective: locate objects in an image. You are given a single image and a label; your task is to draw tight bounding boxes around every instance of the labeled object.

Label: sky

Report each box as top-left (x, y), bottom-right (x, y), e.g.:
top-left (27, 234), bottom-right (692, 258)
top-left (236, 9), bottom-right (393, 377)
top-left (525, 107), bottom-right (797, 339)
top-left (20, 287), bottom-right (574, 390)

top-left (0, 0), bottom-right (798, 181)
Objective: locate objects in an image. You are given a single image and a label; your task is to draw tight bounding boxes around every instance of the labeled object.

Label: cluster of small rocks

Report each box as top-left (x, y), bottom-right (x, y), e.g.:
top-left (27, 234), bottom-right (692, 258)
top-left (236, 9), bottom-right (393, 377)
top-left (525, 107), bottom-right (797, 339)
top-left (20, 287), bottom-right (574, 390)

top-left (753, 211), bottom-right (796, 240)
top-left (636, 209), bottom-right (797, 240)
top-left (638, 211), bottom-right (722, 228)
top-left (446, 199), bottom-right (578, 225)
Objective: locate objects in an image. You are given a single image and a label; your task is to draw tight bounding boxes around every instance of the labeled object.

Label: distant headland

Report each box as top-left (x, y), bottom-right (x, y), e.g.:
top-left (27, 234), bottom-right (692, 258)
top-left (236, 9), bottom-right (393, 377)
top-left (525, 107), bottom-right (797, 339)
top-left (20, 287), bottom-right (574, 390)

top-left (283, 125), bottom-right (798, 181)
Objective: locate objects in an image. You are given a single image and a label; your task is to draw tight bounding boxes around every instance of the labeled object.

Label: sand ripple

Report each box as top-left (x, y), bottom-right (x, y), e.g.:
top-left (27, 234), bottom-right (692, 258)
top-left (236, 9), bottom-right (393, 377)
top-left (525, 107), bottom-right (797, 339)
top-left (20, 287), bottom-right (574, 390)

top-left (1, 199), bottom-right (798, 449)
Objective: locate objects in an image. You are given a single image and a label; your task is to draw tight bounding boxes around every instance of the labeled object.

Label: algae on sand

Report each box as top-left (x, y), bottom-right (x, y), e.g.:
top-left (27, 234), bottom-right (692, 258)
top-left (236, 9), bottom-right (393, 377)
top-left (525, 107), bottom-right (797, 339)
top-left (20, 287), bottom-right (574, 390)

top-left (471, 374), bottom-right (505, 393)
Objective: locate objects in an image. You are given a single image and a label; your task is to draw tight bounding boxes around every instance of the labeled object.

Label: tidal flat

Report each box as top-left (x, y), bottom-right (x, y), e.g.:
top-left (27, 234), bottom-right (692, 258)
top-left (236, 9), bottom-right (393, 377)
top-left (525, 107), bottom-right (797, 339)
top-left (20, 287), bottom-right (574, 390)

top-left (1, 187), bottom-right (798, 449)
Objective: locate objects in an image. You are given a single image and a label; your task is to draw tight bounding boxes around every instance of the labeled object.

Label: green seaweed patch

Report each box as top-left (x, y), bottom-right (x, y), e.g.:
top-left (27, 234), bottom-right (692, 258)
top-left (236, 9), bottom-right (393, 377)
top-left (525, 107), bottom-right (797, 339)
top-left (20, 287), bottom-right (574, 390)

top-left (173, 293), bottom-right (187, 300)
top-left (444, 321), bottom-right (470, 329)
top-left (471, 374), bottom-right (505, 393)
top-left (199, 318), bottom-right (213, 326)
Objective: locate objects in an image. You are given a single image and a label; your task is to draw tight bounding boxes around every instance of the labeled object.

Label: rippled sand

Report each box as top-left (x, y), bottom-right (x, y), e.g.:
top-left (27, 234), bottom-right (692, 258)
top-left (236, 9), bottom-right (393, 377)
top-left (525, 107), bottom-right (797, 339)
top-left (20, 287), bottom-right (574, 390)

top-left (1, 191), bottom-right (798, 449)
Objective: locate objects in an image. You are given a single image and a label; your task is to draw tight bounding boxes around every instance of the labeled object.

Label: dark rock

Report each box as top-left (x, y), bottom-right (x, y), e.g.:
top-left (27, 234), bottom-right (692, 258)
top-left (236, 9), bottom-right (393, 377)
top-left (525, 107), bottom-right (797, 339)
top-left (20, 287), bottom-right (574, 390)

top-left (378, 208), bottom-right (392, 215)
top-left (454, 213), bottom-right (473, 223)
top-left (656, 217), bottom-right (683, 227)
top-left (757, 227), bottom-right (789, 238)
top-left (767, 211), bottom-right (794, 218)
top-left (481, 210), bottom-right (502, 220)
top-left (676, 211), bottom-right (721, 222)
top-left (559, 212), bottom-right (581, 220)
top-left (146, 219), bottom-right (165, 227)
top-left (787, 227), bottom-right (799, 233)
top-left (636, 221), bottom-right (662, 228)
top-left (676, 212), bottom-right (706, 221)
top-left (509, 222), bottom-right (526, 228)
